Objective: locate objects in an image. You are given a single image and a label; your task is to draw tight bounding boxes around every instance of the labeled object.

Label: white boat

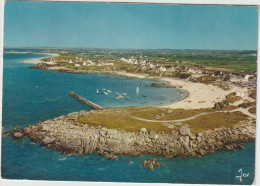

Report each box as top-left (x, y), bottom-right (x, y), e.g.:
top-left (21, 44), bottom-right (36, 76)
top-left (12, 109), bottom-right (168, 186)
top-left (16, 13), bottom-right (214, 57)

top-left (136, 87), bottom-right (139, 94)
top-left (104, 92), bottom-right (108, 95)
top-left (96, 89), bottom-right (99, 94)
top-left (115, 94), bottom-right (123, 99)
top-left (122, 93), bottom-right (127, 96)
top-left (107, 90), bottom-right (112, 93)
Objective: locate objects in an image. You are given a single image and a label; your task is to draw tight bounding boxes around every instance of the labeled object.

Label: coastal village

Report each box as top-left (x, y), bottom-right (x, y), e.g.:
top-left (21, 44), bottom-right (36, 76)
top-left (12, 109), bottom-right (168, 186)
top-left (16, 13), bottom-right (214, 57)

top-left (40, 53), bottom-right (257, 94)
top-left (3, 2), bottom-right (258, 183)
top-left (9, 50), bottom-right (257, 170)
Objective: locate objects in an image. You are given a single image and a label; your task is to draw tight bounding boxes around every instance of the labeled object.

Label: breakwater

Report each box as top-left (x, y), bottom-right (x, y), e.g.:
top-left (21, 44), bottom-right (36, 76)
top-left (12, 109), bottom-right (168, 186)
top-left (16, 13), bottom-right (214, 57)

top-left (69, 91), bottom-right (103, 109)
top-left (20, 110), bottom-right (255, 159)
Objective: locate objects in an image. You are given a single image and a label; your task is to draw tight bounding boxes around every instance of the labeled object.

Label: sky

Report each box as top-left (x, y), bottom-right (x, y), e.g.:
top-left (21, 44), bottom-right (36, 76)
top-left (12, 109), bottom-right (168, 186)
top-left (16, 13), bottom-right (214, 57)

top-left (4, 1), bottom-right (259, 50)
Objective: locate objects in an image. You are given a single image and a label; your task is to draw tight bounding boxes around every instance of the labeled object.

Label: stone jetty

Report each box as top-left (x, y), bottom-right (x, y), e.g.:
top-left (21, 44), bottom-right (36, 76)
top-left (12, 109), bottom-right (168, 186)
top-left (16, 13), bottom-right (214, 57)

top-left (19, 110), bottom-right (255, 159)
top-left (69, 91), bottom-right (103, 109)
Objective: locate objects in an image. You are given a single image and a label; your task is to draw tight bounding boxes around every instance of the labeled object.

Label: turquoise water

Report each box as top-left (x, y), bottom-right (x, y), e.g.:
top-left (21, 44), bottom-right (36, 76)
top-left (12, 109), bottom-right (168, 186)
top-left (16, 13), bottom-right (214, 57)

top-left (2, 53), bottom-right (255, 184)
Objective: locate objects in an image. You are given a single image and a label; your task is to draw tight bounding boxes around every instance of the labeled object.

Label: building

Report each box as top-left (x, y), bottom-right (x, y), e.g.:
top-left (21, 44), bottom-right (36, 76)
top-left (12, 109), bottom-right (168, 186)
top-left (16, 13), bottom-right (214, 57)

top-left (159, 66), bottom-right (167, 71)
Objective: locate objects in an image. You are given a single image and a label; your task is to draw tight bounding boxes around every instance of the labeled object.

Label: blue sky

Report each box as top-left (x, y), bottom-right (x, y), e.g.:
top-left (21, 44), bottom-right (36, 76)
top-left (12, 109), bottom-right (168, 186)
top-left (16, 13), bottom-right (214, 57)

top-left (4, 2), bottom-right (258, 50)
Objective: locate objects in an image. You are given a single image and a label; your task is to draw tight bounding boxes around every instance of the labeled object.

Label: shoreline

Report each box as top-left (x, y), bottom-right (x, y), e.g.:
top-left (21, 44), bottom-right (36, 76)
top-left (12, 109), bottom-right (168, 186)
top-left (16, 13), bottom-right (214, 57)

top-left (113, 71), bottom-right (254, 109)
top-left (20, 53), bottom-right (59, 64)
top-left (31, 63), bottom-right (255, 110)
top-left (6, 55), bottom-right (256, 160)
top-left (14, 110), bottom-right (255, 158)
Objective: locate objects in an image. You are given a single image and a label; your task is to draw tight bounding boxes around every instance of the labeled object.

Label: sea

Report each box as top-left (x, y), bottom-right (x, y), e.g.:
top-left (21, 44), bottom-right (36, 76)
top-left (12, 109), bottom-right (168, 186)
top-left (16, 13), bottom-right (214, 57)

top-left (1, 53), bottom-right (255, 184)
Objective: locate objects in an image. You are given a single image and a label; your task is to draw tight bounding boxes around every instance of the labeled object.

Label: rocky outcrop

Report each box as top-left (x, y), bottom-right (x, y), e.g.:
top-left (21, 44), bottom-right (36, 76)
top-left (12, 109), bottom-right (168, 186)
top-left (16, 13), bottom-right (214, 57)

top-left (143, 158), bottom-right (160, 170)
top-left (30, 62), bottom-right (52, 69)
top-left (22, 110), bottom-right (255, 159)
top-left (213, 102), bottom-right (228, 109)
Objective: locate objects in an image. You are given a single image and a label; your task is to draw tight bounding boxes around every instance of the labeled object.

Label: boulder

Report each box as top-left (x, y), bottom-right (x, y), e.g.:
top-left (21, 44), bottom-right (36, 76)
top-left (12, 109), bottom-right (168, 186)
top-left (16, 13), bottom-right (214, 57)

top-left (41, 125), bottom-right (50, 131)
top-left (107, 129), bottom-right (120, 139)
top-left (86, 140), bottom-right (97, 154)
top-left (226, 145), bottom-right (234, 151)
top-left (42, 137), bottom-right (56, 144)
top-left (99, 137), bottom-right (106, 144)
top-left (142, 160), bottom-right (148, 167)
top-left (197, 137), bottom-right (201, 143)
top-left (111, 155), bottom-right (118, 160)
top-left (24, 127), bottom-right (31, 134)
top-left (237, 144), bottom-right (244, 149)
top-left (149, 134), bottom-right (159, 140)
top-left (106, 138), bottom-right (121, 149)
top-left (140, 128), bottom-right (147, 133)
top-left (179, 126), bottom-right (191, 136)
top-left (199, 149), bottom-right (207, 156)
top-left (100, 130), bottom-right (106, 137)
top-left (169, 143), bottom-right (175, 148)
top-left (143, 158), bottom-right (160, 170)
top-left (77, 147), bottom-right (84, 155)
top-left (122, 135), bottom-right (134, 144)
top-left (189, 134), bottom-right (196, 140)
top-left (213, 102), bottom-right (228, 109)
top-left (72, 139), bottom-right (81, 147)
top-left (179, 125), bottom-right (196, 140)
top-left (135, 138), bottom-right (143, 146)
top-left (148, 163), bottom-right (154, 170)
top-left (12, 131), bottom-right (24, 138)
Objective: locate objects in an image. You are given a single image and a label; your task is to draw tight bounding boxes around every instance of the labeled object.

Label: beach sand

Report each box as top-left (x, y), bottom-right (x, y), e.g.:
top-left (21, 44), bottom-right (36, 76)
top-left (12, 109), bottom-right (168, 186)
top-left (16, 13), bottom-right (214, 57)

top-left (20, 53), bottom-right (59, 64)
top-left (116, 71), bottom-right (253, 109)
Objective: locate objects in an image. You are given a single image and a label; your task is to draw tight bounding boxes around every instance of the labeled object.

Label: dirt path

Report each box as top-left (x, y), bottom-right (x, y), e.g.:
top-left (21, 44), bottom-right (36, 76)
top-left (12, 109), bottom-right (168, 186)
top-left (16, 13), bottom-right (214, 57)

top-left (131, 108), bottom-right (255, 123)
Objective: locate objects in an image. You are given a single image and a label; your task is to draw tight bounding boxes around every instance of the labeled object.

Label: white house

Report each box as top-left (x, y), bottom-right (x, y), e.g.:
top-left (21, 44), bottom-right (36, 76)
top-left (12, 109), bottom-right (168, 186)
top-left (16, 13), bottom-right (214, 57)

top-left (75, 64), bottom-right (80, 67)
top-left (106, 62), bottom-right (114, 66)
top-left (68, 59), bottom-right (73, 64)
top-left (83, 62), bottom-right (87, 66)
top-left (159, 66), bottom-right (167, 71)
top-left (149, 64), bottom-right (155, 69)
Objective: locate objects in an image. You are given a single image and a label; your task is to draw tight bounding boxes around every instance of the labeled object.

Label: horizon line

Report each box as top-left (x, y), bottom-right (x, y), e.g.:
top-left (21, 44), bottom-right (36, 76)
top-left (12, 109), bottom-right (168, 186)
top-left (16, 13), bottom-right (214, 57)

top-left (3, 47), bottom-right (257, 52)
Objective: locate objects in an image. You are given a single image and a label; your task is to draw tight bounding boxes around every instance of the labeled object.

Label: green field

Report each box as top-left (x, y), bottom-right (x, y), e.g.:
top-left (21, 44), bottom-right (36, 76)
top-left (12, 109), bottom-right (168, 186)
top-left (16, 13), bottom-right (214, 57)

top-left (11, 47), bottom-right (256, 73)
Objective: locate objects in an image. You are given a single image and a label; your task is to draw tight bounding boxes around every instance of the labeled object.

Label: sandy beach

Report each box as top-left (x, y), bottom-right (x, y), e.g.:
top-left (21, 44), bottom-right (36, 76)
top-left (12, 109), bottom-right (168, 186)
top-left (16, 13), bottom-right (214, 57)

top-left (20, 53), bottom-right (59, 64)
top-left (116, 71), bottom-right (253, 110)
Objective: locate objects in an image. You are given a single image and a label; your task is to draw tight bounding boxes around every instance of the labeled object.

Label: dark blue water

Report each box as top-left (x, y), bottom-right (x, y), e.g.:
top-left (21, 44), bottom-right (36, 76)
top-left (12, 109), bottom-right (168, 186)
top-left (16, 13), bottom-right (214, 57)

top-left (2, 53), bottom-right (255, 184)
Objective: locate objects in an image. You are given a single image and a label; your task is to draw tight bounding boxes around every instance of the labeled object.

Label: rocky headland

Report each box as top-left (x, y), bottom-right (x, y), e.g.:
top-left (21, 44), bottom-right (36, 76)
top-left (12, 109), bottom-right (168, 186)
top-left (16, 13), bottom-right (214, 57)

top-left (12, 110), bottom-right (255, 160)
